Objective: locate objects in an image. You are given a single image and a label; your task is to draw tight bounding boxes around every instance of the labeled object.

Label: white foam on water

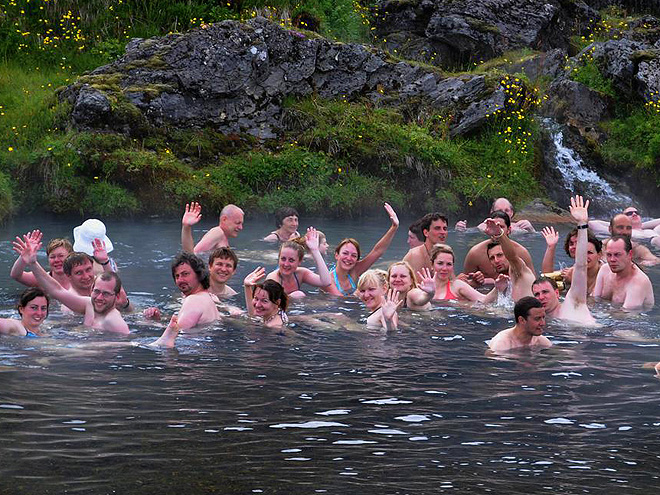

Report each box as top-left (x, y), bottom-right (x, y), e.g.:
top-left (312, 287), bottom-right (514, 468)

top-left (270, 421), bottom-right (348, 429)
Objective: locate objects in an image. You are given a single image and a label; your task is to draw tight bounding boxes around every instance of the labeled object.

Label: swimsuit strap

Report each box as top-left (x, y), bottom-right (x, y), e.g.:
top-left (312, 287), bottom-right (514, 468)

top-left (445, 279), bottom-right (458, 300)
top-left (279, 271), bottom-right (302, 293)
top-left (331, 268), bottom-right (356, 296)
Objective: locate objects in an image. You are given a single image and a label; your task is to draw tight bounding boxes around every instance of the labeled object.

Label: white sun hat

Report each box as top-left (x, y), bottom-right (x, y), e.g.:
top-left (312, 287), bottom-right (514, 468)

top-left (73, 219), bottom-right (114, 256)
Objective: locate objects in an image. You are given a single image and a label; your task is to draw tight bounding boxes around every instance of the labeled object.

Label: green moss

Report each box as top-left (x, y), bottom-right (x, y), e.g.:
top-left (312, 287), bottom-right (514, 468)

top-left (124, 83), bottom-right (177, 99)
top-left (569, 60), bottom-right (615, 97)
top-left (77, 72), bottom-right (125, 93)
top-left (81, 181), bottom-right (140, 216)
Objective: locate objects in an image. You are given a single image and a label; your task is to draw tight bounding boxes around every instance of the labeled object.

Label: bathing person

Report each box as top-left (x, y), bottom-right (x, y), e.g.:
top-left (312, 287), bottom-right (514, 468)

top-left (266, 227), bottom-right (331, 298)
top-left (73, 219), bottom-right (118, 273)
top-left (14, 234), bottom-right (130, 334)
top-left (264, 207), bottom-right (300, 243)
top-left (387, 262), bottom-right (434, 310)
top-left (431, 244), bottom-right (503, 303)
top-left (181, 202), bottom-right (244, 254)
top-left (356, 269), bottom-right (402, 331)
top-left (599, 213), bottom-right (660, 267)
top-left (208, 247), bottom-right (239, 298)
top-left (403, 212), bottom-right (449, 273)
top-left (317, 231), bottom-right (329, 257)
top-left (483, 217), bottom-right (535, 303)
top-left (244, 267), bottom-right (289, 328)
top-left (11, 231), bottom-right (73, 290)
top-left (406, 218), bottom-right (425, 250)
top-left (462, 211), bottom-right (535, 288)
top-left (325, 203), bottom-right (399, 296)
top-left (533, 196), bottom-right (595, 324)
top-left (589, 206), bottom-right (660, 240)
top-left (488, 296), bottom-right (551, 353)
top-left (457, 197), bottom-right (535, 234)
top-left (0, 288), bottom-right (50, 338)
top-left (171, 252), bottom-right (220, 328)
top-left (594, 234), bottom-right (654, 309)
top-left (540, 226), bottom-right (603, 296)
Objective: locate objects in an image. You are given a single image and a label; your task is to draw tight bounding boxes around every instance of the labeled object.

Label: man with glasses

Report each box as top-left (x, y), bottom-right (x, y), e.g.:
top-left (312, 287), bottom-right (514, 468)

top-left (593, 213), bottom-right (660, 266)
top-left (590, 206), bottom-right (660, 240)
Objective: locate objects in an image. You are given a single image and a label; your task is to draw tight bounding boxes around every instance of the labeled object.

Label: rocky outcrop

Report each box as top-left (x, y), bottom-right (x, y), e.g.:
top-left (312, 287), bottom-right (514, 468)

top-left (373, 0), bottom-right (598, 68)
top-left (60, 17), bottom-right (514, 139)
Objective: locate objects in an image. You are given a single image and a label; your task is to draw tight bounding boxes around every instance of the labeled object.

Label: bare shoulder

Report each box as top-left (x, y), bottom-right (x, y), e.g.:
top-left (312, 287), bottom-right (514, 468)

top-left (488, 328), bottom-right (513, 351)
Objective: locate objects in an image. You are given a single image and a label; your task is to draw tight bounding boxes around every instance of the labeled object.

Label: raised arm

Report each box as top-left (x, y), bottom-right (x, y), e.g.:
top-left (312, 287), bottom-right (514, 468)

top-left (92, 238), bottom-right (114, 273)
top-left (484, 219), bottom-right (526, 277)
top-left (355, 203), bottom-right (399, 276)
top-left (407, 268), bottom-right (435, 307)
top-left (588, 219), bottom-right (609, 235)
top-left (642, 218), bottom-right (660, 229)
top-left (380, 289), bottom-right (403, 331)
top-left (13, 236), bottom-right (88, 314)
top-left (540, 226), bottom-right (559, 273)
top-left (243, 267), bottom-right (266, 317)
top-left (181, 202), bottom-right (202, 253)
top-left (10, 230), bottom-right (42, 287)
top-left (300, 227), bottom-right (332, 287)
top-left (565, 196), bottom-right (590, 307)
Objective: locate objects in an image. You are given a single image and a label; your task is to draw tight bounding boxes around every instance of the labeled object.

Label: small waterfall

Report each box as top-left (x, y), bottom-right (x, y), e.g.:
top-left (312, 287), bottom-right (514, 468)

top-left (543, 119), bottom-right (633, 215)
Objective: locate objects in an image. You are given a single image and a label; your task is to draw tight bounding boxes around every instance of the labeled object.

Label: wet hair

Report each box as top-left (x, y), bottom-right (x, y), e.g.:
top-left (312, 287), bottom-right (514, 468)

top-left (514, 296), bottom-right (543, 322)
top-left (387, 261), bottom-right (418, 289)
top-left (430, 243), bottom-right (455, 264)
top-left (208, 247), bottom-right (238, 270)
top-left (95, 271), bottom-right (122, 295)
top-left (280, 239), bottom-right (306, 261)
top-left (171, 252), bottom-right (210, 289)
top-left (420, 213), bottom-right (448, 236)
top-left (46, 238), bottom-right (73, 256)
top-left (408, 218), bottom-right (425, 243)
top-left (608, 234), bottom-right (633, 253)
top-left (317, 230), bottom-right (327, 245)
top-left (274, 207), bottom-right (299, 228)
top-left (491, 198), bottom-right (514, 217)
top-left (356, 269), bottom-right (388, 292)
top-left (532, 276), bottom-right (558, 291)
top-left (253, 279), bottom-right (288, 312)
top-left (63, 252), bottom-right (93, 276)
top-left (490, 210), bottom-right (511, 229)
top-left (486, 241), bottom-right (501, 255)
top-left (335, 238), bottom-right (361, 260)
top-left (17, 287), bottom-right (49, 317)
top-left (564, 228), bottom-right (602, 257)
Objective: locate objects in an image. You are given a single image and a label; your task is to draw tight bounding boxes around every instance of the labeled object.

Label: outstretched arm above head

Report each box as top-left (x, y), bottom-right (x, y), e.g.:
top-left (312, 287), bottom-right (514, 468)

top-left (541, 226), bottom-right (559, 274)
top-left (381, 289), bottom-right (403, 331)
top-left (301, 227), bottom-right (332, 288)
top-left (356, 203), bottom-right (399, 276)
top-left (181, 202), bottom-right (202, 253)
top-left (10, 230), bottom-right (42, 287)
top-left (565, 195), bottom-right (590, 307)
top-left (243, 267), bottom-right (266, 317)
top-left (484, 219), bottom-right (526, 278)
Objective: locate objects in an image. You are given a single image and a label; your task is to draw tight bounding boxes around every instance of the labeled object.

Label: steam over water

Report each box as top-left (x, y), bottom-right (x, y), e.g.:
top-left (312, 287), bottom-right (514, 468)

top-left (0, 216), bottom-right (659, 494)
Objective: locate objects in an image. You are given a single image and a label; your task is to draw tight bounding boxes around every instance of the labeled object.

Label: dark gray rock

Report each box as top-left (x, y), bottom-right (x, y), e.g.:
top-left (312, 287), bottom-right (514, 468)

top-left (505, 48), bottom-right (568, 81)
top-left (62, 17), bottom-right (504, 138)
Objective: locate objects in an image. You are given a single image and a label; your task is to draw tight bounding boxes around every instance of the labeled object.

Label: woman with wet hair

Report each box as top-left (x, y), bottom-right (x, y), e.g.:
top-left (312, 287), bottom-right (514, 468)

top-left (356, 269), bottom-right (402, 331)
top-left (387, 262), bottom-right (435, 310)
top-left (264, 207), bottom-right (300, 243)
top-left (0, 288), bottom-right (50, 338)
top-left (243, 269), bottom-right (289, 328)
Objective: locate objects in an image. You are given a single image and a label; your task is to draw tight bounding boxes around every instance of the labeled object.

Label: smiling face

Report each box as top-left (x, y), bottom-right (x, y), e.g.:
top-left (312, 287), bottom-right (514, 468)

top-left (281, 215), bottom-right (299, 233)
top-left (335, 242), bottom-right (359, 271)
top-left (358, 282), bottom-right (386, 311)
top-left (519, 307), bottom-right (546, 336)
top-left (19, 296), bottom-right (48, 329)
top-left (279, 247), bottom-right (301, 275)
top-left (91, 278), bottom-right (118, 316)
top-left (487, 245), bottom-right (509, 274)
top-left (210, 256), bottom-right (236, 284)
top-left (252, 287), bottom-right (279, 320)
top-left (433, 252), bottom-right (454, 281)
top-left (47, 246), bottom-right (70, 275)
top-left (532, 281), bottom-right (560, 314)
top-left (174, 262), bottom-right (201, 296)
top-left (388, 265), bottom-right (414, 294)
top-left (221, 210), bottom-right (244, 238)
top-left (69, 260), bottom-right (95, 293)
top-left (425, 219), bottom-right (448, 244)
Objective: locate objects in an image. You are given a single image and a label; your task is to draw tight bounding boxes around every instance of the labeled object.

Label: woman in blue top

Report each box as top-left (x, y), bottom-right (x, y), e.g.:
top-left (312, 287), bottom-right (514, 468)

top-left (0, 288), bottom-right (50, 338)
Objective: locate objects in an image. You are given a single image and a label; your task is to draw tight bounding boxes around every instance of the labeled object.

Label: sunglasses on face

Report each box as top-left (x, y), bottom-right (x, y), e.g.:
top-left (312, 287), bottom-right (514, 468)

top-left (624, 210), bottom-right (640, 217)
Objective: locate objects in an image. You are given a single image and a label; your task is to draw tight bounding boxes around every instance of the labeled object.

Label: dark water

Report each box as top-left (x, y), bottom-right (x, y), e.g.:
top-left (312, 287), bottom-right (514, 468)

top-left (1, 216), bottom-right (660, 494)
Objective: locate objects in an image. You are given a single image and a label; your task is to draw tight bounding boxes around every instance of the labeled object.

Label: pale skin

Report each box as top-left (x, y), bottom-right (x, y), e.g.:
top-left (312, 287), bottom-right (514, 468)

top-left (594, 238), bottom-right (654, 310)
top-left (172, 262), bottom-right (221, 329)
top-left (403, 218), bottom-right (448, 274)
top-left (457, 198), bottom-right (535, 234)
top-left (10, 230), bottom-right (71, 290)
top-left (533, 196), bottom-right (595, 325)
top-left (208, 256), bottom-right (238, 298)
top-left (266, 227), bottom-right (332, 298)
top-left (0, 296), bottom-right (48, 337)
top-left (14, 236), bottom-right (130, 335)
top-left (462, 220), bottom-right (535, 287)
top-left (432, 252), bottom-right (504, 303)
top-left (484, 219), bottom-right (535, 302)
top-left (243, 267), bottom-right (286, 328)
top-left (181, 203), bottom-right (245, 254)
top-left (360, 284), bottom-right (403, 331)
top-left (589, 207), bottom-right (660, 240)
top-left (264, 214), bottom-right (300, 243)
top-left (325, 203), bottom-right (399, 296)
top-left (387, 265), bottom-right (435, 310)
top-left (488, 307), bottom-right (552, 353)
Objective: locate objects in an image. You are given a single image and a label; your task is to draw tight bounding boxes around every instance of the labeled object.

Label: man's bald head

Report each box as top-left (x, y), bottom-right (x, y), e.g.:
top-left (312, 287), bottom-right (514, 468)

top-left (491, 197), bottom-right (514, 220)
top-left (609, 213), bottom-right (632, 237)
top-left (220, 204), bottom-right (244, 238)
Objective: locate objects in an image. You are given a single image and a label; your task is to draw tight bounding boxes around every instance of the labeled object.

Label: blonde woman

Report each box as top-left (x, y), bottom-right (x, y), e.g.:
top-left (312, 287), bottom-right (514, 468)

top-left (387, 262), bottom-right (434, 310)
top-left (356, 269), bottom-right (402, 331)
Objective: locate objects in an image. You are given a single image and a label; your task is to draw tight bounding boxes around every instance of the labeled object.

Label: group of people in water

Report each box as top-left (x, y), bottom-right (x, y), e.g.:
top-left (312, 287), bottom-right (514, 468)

top-left (1, 195), bottom-right (658, 366)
